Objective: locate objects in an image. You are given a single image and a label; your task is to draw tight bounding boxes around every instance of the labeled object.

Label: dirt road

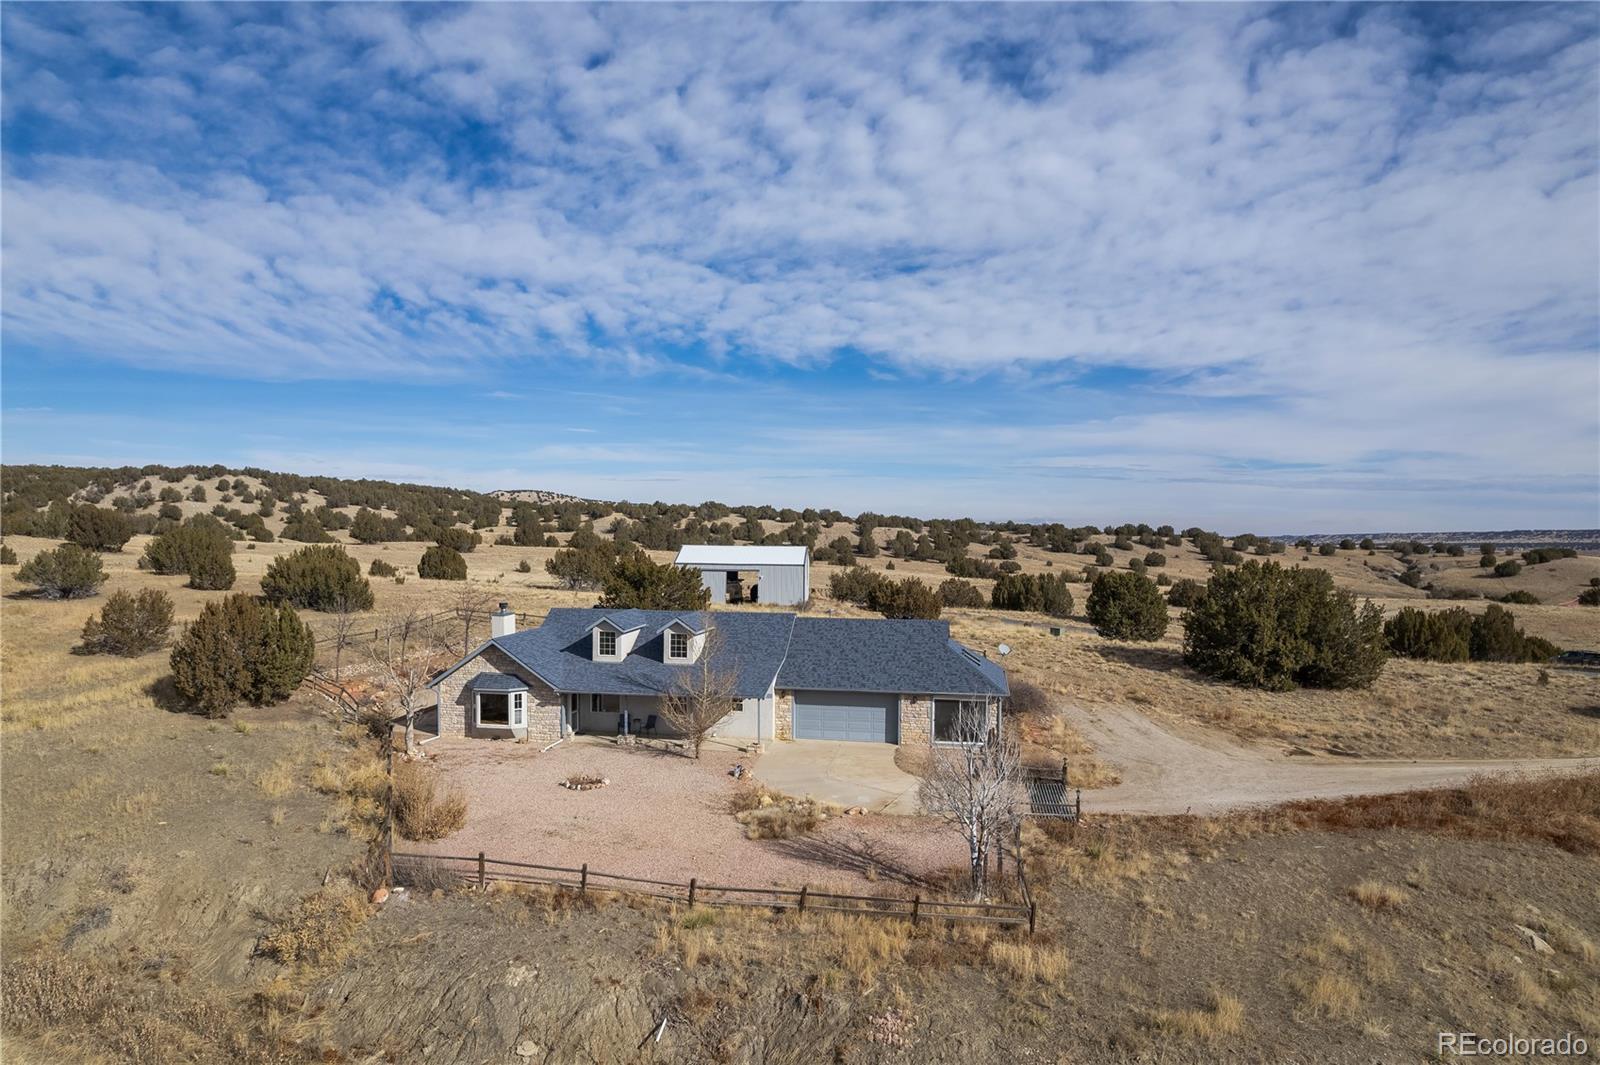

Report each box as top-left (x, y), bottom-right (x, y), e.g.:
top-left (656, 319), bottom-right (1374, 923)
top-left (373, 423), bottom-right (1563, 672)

top-left (1065, 702), bottom-right (1600, 815)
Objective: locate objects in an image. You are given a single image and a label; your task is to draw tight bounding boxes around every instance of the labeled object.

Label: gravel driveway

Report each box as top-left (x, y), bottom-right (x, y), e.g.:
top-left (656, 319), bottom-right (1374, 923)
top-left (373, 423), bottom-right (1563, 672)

top-left (412, 737), bottom-right (967, 891)
top-left (1068, 702), bottom-right (1600, 815)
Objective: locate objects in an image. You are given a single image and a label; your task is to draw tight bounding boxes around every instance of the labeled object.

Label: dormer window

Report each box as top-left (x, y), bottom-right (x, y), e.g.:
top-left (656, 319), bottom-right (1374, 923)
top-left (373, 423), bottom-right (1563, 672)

top-left (661, 616), bottom-right (706, 663)
top-left (589, 616), bottom-right (642, 660)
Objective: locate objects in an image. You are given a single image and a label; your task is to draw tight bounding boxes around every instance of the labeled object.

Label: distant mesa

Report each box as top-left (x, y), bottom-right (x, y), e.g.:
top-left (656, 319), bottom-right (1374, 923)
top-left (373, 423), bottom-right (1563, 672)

top-left (492, 489), bottom-right (588, 505)
top-left (1273, 530), bottom-right (1600, 552)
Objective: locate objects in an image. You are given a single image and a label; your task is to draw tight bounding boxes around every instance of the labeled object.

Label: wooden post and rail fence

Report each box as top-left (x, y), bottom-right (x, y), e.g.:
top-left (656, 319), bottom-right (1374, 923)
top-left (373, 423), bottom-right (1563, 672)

top-left (391, 849), bottom-right (1038, 933)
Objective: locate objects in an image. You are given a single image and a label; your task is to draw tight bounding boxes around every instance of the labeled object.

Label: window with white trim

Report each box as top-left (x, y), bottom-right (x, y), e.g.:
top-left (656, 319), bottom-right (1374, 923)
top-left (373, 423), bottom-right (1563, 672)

top-left (479, 692), bottom-right (509, 727)
top-left (477, 690), bottom-right (527, 729)
top-left (598, 630), bottom-right (618, 657)
top-left (669, 632), bottom-right (690, 660)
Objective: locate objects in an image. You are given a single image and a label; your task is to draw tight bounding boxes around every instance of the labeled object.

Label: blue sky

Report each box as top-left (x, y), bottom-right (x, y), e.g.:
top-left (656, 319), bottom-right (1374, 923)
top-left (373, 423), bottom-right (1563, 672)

top-left (3, 3), bottom-right (1597, 531)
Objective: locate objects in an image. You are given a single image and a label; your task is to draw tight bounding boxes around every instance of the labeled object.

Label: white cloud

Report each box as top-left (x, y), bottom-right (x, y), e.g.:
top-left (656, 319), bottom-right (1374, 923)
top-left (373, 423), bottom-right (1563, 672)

top-left (1, 4), bottom-right (1595, 526)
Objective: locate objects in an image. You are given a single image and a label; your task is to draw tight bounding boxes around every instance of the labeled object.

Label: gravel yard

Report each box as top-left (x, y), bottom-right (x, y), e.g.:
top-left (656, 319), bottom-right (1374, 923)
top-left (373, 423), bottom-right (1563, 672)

top-left (411, 737), bottom-right (968, 891)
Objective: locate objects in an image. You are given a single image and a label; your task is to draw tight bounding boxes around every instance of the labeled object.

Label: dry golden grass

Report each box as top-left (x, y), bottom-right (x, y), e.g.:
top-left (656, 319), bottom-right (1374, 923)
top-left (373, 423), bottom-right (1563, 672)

top-left (257, 759), bottom-right (297, 798)
top-left (1152, 988), bottom-right (1245, 1041)
top-left (1025, 819), bottom-right (1156, 889)
top-left (255, 884), bottom-right (371, 967)
top-left (1513, 970), bottom-right (1551, 1009)
top-left (1296, 972), bottom-right (1362, 1020)
top-left (117, 788), bottom-right (161, 819)
top-left (728, 781), bottom-right (840, 839)
top-left (1244, 771), bottom-right (1600, 855)
top-left (1, 953), bottom-right (313, 1065)
top-left (986, 939), bottom-right (1070, 984)
top-left (1289, 923), bottom-right (1398, 1028)
top-left (1348, 880), bottom-right (1408, 911)
top-left (393, 758), bottom-right (468, 842)
top-left (308, 742), bottom-right (388, 839)
top-left (639, 895), bottom-right (1054, 993)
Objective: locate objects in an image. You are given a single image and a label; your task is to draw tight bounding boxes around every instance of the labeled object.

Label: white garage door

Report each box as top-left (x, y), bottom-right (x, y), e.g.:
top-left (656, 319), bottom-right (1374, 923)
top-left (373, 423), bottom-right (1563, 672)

top-left (792, 691), bottom-right (898, 743)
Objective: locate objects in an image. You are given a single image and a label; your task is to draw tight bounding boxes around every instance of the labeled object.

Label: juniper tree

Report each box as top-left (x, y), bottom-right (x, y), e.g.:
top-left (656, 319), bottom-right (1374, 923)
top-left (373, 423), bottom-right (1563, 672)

top-left (1086, 570), bottom-right (1168, 640)
top-left (169, 595), bottom-right (315, 717)
top-left (1183, 561), bottom-right (1386, 690)
top-left (81, 589), bottom-right (173, 655)
top-left (142, 519), bottom-right (236, 590)
top-left (262, 545), bottom-right (375, 610)
top-left (66, 505), bottom-right (134, 552)
top-left (417, 544), bottom-right (468, 581)
top-left (597, 551), bottom-right (710, 610)
top-left (17, 543), bottom-right (106, 599)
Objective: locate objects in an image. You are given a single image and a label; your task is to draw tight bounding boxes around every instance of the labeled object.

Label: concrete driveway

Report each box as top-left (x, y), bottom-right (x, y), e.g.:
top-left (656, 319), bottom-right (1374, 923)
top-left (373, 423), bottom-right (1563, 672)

top-left (756, 740), bottom-right (922, 815)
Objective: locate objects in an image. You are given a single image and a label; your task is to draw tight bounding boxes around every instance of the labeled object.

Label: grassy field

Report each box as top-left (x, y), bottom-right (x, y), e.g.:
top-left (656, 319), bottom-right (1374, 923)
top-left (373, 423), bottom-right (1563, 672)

top-left (6, 487), bottom-right (1597, 767)
top-left (945, 605), bottom-right (1600, 761)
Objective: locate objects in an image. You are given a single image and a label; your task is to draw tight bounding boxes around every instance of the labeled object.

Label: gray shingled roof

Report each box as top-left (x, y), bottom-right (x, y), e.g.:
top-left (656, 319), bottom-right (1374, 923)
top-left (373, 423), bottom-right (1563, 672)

top-left (776, 617), bottom-right (1009, 697)
top-left (479, 608), bottom-right (794, 699)
top-left (467, 673), bottom-right (529, 692)
top-left (430, 608), bottom-right (1008, 700)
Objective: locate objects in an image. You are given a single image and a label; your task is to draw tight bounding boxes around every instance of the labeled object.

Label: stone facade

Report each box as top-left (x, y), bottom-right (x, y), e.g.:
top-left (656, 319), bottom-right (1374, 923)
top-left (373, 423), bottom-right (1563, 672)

top-left (899, 695), bottom-right (933, 746)
top-left (774, 690), bottom-right (794, 740)
top-left (434, 645), bottom-right (562, 744)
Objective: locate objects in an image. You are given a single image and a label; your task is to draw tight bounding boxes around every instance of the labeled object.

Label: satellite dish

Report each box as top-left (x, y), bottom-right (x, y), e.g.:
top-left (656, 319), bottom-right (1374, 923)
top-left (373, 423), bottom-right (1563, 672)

top-left (997, 643), bottom-right (1011, 657)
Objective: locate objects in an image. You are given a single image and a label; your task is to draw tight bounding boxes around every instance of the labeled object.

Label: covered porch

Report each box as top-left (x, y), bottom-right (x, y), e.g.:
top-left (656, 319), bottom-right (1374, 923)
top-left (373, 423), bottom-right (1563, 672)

top-left (559, 691), bottom-right (768, 743)
top-left (562, 692), bottom-right (674, 739)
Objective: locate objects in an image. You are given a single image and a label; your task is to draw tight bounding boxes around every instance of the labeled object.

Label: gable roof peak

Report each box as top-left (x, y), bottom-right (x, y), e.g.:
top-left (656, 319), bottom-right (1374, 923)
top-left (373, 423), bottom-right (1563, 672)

top-left (586, 613), bottom-right (644, 634)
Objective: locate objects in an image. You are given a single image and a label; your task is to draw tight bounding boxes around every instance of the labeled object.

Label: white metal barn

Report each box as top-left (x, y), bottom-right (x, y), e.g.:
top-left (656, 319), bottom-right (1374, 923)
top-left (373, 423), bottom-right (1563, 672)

top-left (673, 545), bottom-right (811, 606)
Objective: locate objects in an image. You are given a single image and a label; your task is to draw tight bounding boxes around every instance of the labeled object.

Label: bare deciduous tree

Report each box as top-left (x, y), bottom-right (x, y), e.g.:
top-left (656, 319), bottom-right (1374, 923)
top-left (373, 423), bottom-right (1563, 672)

top-left (445, 586), bottom-right (498, 656)
top-left (658, 623), bottom-right (740, 759)
top-left (918, 698), bottom-right (1021, 899)
top-left (368, 609), bottom-right (442, 757)
top-left (326, 592), bottom-right (362, 681)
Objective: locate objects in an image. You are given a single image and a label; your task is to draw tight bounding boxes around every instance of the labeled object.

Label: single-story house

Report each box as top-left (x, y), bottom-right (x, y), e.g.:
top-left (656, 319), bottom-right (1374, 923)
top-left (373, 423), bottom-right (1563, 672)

top-left (429, 603), bottom-right (1009, 747)
top-left (672, 544), bottom-right (810, 605)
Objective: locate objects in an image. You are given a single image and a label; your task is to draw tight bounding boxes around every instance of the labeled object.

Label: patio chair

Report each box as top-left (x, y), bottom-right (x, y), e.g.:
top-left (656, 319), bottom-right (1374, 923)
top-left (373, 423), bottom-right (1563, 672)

top-left (638, 714), bottom-right (658, 738)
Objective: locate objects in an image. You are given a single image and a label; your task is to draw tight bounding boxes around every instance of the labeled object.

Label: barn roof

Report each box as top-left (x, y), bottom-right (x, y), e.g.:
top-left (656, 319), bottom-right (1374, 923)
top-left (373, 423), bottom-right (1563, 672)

top-left (674, 544), bottom-right (809, 567)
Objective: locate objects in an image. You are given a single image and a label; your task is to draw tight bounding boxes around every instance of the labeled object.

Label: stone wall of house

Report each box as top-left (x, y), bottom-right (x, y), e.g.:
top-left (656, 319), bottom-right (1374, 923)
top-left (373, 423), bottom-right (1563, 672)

top-left (899, 695), bottom-right (932, 746)
top-left (774, 690), bottom-right (794, 740)
top-left (434, 646), bottom-right (562, 743)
